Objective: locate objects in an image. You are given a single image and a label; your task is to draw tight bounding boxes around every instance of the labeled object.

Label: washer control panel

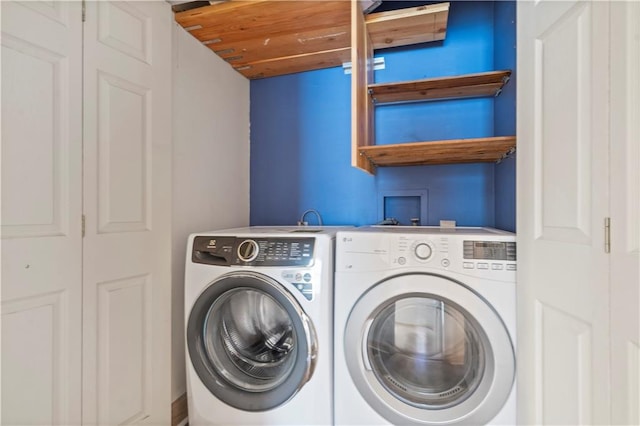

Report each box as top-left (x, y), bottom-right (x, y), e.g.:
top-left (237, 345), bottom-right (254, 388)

top-left (192, 236), bottom-right (315, 267)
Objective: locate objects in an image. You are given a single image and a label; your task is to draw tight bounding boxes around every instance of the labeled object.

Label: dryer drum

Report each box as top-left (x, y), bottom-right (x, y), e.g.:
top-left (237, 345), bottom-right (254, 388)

top-left (366, 295), bottom-right (486, 409)
top-left (342, 272), bottom-right (515, 425)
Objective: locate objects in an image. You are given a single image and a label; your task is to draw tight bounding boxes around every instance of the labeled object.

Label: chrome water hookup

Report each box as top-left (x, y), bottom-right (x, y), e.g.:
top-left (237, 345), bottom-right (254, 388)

top-left (297, 209), bottom-right (323, 226)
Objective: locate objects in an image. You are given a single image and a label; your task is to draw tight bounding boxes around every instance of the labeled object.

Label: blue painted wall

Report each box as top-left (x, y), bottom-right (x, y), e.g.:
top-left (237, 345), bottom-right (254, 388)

top-left (493, 1), bottom-right (517, 232)
top-left (250, 1), bottom-right (516, 228)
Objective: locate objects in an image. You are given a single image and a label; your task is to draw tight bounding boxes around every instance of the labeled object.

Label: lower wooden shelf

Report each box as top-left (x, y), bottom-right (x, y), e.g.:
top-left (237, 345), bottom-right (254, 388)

top-left (369, 70), bottom-right (512, 104)
top-left (358, 136), bottom-right (516, 167)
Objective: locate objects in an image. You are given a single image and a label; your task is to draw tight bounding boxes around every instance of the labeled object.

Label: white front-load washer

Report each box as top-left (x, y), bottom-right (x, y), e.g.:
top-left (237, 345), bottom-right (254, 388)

top-left (185, 226), bottom-right (347, 425)
top-left (334, 227), bottom-right (516, 425)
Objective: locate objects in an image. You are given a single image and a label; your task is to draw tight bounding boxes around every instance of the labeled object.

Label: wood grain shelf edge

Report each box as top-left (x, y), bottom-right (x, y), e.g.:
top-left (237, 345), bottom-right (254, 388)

top-left (358, 136), bottom-right (516, 167)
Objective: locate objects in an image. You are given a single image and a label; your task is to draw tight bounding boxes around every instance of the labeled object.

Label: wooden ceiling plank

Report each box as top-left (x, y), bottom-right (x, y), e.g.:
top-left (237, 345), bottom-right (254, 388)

top-left (209, 25), bottom-right (350, 65)
top-left (174, 0), bottom-right (269, 24)
top-left (179, 1), bottom-right (351, 47)
top-left (234, 47), bottom-right (351, 79)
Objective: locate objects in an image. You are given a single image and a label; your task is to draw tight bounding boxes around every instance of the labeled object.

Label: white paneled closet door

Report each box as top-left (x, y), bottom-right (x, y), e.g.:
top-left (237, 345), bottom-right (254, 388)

top-left (2, 1), bottom-right (172, 425)
top-left (82, 1), bottom-right (172, 425)
top-left (518, 0), bottom-right (639, 424)
top-left (1, 2), bottom-right (83, 425)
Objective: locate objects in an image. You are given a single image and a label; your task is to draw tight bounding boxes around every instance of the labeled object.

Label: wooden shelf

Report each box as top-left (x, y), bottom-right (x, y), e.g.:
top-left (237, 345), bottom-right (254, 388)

top-left (358, 136), bottom-right (516, 167)
top-left (366, 3), bottom-right (449, 50)
top-left (369, 70), bottom-right (511, 104)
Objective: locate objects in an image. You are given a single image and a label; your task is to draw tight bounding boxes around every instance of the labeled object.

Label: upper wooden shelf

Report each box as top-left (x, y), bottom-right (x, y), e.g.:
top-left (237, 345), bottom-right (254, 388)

top-left (358, 136), bottom-right (516, 167)
top-left (174, 1), bottom-right (449, 79)
top-left (369, 70), bottom-right (512, 104)
top-left (366, 3), bottom-right (449, 50)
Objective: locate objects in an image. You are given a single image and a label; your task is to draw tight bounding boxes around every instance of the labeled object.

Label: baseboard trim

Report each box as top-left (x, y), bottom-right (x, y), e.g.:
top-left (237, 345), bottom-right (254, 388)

top-left (171, 393), bottom-right (188, 426)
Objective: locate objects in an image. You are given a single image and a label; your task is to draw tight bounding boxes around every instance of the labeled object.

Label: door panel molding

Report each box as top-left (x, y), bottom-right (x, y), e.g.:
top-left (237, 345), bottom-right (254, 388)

top-left (620, 2), bottom-right (640, 255)
top-left (626, 342), bottom-right (640, 424)
top-left (97, 274), bottom-right (152, 425)
top-left (1, 290), bottom-right (68, 425)
top-left (535, 301), bottom-right (592, 424)
top-left (21, 1), bottom-right (68, 26)
top-left (98, 1), bottom-right (152, 64)
top-left (97, 70), bottom-right (151, 233)
top-left (533, 2), bottom-right (592, 245)
top-left (1, 33), bottom-right (69, 238)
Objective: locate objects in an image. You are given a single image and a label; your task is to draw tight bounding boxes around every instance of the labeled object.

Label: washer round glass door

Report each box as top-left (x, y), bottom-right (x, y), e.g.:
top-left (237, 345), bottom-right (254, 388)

top-left (344, 273), bottom-right (514, 425)
top-left (187, 271), bottom-right (317, 411)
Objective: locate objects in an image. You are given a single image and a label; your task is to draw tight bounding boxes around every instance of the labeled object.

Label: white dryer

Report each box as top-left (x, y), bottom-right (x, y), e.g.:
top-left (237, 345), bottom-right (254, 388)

top-left (334, 227), bottom-right (516, 425)
top-left (185, 226), bottom-right (346, 425)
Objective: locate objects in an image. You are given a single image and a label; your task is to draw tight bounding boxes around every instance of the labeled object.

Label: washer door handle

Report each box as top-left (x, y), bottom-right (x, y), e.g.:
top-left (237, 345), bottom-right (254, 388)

top-left (299, 310), bottom-right (319, 384)
top-left (361, 318), bottom-right (374, 371)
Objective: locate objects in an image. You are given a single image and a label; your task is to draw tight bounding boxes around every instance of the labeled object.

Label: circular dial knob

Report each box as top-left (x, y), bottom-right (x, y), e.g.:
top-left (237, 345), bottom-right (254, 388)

top-left (414, 242), bottom-right (433, 260)
top-left (237, 239), bottom-right (259, 262)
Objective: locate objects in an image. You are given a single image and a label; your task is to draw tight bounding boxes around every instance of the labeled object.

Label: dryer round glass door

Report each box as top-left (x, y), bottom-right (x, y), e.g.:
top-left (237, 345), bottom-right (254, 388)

top-left (187, 271), bottom-right (317, 411)
top-left (344, 273), bottom-right (514, 425)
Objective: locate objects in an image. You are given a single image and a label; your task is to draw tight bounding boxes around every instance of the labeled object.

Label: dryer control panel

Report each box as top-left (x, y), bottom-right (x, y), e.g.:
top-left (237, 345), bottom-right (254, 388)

top-left (335, 228), bottom-right (517, 280)
top-left (192, 236), bottom-right (315, 267)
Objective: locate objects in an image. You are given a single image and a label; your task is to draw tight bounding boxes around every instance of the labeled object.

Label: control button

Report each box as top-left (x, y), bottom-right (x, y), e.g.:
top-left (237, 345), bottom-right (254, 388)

top-left (506, 264), bottom-right (517, 271)
top-left (441, 258), bottom-right (450, 267)
top-left (492, 263), bottom-right (504, 270)
top-left (477, 263), bottom-right (489, 270)
top-left (295, 272), bottom-right (303, 281)
top-left (397, 257), bottom-right (406, 265)
top-left (303, 273), bottom-right (312, 282)
top-left (463, 262), bottom-right (474, 269)
top-left (414, 242), bottom-right (433, 260)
